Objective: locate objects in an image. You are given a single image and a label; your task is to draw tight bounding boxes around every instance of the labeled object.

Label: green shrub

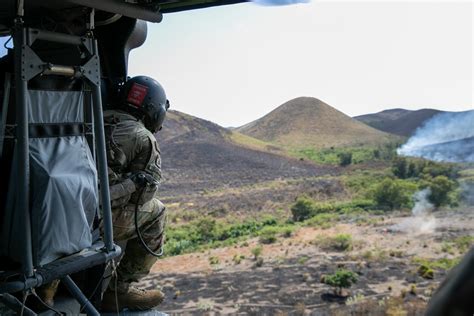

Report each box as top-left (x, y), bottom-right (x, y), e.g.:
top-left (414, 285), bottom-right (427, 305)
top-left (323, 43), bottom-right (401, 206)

top-left (413, 257), bottom-right (461, 271)
top-left (392, 157), bottom-right (408, 179)
top-left (324, 269), bottom-right (358, 295)
top-left (392, 158), bottom-right (459, 180)
top-left (165, 239), bottom-right (194, 256)
top-left (259, 226), bottom-right (278, 244)
top-left (232, 254), bottom-right (245, 265)
top-left (424, 176), bottom-right (456, 207)
top-left (282, 226), bottom-right (294, 238)
top-left (407, 161), bottom-right (419, 178)
top-left (418, 264), bottom-right (434, 279)
top-left (453, 236), bottom-right (474, 253)
top-left (195, 217), bottom-right (217, 242)
top-left (304, 213), bottom-right (339, 228)
top-left (297, 145), bottom-right (398, 165)
top-left (251, 246), bottom-right (263, 260)
top-left (373, 149), bottom-right (380, 159)
top-left (314, 233), bottom-right (353, 251)
top-left (291, 196), bottom-right (315, 221)
top-left (343, 170), bottom-right (388, 196)
top-left (372, 178), bottom-right (417, 210)
top-left (312, 202), bottom-right (337, 214)
top-left (165, 215), bottom-right (279, 256)
top-left (209, 256), bottom-right (220, 265)
top-left (297, 256), bottom-right (309, 265)
top-left (338, 152), bottom-right (353, 166)
top-left (292, 196), bottom-right (376, 222)
top-left (422, 162), bottom-right (459, 179)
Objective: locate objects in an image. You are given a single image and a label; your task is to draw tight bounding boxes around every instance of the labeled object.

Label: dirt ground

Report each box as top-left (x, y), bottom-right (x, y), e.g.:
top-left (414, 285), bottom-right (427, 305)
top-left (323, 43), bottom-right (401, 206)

top-left (141, 208), bottom-right (474, 315)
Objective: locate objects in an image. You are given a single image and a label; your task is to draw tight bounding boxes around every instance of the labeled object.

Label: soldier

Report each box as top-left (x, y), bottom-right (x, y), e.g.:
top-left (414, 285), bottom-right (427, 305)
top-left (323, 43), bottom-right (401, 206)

top-left (100, 75), bottom-right (170, 311)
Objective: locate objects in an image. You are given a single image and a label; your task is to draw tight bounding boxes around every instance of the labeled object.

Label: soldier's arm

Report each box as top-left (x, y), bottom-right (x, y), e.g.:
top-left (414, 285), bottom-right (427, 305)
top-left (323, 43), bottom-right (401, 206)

top-left (108, 167), bottom-right (137, 208)
top-left (129, 131), bottom-right (162, 204)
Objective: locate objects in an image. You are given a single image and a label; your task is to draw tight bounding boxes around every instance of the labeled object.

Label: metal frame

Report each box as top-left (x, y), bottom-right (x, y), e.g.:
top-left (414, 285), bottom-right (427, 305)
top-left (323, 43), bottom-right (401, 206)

top-left (0, 13), bottom-right (120, 316)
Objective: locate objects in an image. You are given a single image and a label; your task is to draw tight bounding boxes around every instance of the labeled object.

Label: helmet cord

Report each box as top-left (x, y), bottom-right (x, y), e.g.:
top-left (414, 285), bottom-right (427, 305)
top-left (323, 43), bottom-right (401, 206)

top-left (134, 188), bottom-right (164, 257)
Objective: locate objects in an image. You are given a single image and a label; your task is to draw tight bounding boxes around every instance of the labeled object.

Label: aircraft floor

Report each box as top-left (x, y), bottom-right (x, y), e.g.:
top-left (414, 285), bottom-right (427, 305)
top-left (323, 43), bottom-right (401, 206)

top-left (39, 296), bottom-right (168, 316)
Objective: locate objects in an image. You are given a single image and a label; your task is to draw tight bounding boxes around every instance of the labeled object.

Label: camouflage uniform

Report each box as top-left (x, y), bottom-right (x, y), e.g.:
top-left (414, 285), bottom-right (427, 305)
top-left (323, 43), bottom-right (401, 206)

top-left (104, 109), bottom-right (166, 286)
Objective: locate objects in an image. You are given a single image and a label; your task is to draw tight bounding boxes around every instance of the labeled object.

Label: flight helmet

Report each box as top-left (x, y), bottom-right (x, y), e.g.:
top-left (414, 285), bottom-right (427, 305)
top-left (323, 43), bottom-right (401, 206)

top-left (120, 76), bottom-right (169, 133)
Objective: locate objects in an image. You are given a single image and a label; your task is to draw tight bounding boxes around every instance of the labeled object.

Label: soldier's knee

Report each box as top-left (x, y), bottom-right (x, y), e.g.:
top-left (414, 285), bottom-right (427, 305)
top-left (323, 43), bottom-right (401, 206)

top-left (151, 198), bottom-right (166, 217)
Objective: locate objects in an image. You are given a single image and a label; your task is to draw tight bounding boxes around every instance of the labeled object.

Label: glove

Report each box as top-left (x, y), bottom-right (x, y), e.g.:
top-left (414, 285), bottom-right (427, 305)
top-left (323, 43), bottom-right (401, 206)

top-left (130, 171), bottom-right (158, 188)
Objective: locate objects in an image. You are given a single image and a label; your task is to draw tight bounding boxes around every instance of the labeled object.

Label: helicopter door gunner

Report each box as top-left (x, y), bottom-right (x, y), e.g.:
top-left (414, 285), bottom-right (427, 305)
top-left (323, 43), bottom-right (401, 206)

top-left (101, 75), bottom-right (170, 311)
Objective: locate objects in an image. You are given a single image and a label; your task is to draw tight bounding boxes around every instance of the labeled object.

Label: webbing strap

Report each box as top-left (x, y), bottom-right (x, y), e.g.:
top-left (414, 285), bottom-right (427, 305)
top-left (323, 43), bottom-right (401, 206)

top-left (29, 123), bottom-right (87, 138)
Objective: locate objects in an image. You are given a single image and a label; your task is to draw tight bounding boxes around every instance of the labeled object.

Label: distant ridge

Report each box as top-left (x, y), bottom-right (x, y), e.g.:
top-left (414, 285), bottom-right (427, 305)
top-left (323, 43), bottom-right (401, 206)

top-left (236, 97), bottom-right (396, 149)
top-left (355, 108), bottom-right (447, 137)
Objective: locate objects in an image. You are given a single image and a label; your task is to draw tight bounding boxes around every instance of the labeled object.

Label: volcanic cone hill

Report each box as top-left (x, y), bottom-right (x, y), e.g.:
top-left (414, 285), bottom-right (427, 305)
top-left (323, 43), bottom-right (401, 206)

top-left (156, 110), bottom-right (334, 198)
top-left (236, 97), bottom-right (396, 149)
top-left (354, 108), bottom-right (448, 137)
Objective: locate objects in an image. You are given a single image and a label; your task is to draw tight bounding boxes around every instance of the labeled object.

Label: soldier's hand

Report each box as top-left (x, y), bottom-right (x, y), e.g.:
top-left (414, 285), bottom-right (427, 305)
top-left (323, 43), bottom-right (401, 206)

top-left (130, 171), bottom-right (159, 188)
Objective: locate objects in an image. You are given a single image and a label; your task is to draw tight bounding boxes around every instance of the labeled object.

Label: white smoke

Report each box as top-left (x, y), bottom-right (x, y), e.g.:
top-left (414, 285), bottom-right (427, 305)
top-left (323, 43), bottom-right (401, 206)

top-left (412, 189), bottom-right (434, 217)
top-left (391, 189), bottom-right (436, 235)
top-left (398, 111), bottom-right (474, 163)
top-left (460, 181), bottom-right (474, 206)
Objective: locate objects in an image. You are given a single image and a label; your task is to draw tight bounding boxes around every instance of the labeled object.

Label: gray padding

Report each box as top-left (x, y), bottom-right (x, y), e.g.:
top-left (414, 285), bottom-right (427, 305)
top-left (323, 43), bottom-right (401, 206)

top-left (1, 90), bottom-right (98, 266)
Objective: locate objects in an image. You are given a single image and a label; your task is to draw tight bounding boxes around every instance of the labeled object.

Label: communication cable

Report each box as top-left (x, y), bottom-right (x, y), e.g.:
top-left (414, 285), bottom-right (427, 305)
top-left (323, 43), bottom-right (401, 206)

top-left (134, 188), bottom-right (164, 257)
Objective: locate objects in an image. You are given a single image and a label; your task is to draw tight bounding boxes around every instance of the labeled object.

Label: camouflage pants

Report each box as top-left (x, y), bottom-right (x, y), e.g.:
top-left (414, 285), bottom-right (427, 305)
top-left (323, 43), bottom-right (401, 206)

top-left (111, 198), bottom-right (166, 286)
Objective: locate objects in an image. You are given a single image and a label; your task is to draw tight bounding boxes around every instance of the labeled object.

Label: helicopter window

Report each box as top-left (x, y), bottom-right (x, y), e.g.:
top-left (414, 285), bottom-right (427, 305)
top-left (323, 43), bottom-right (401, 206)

top-left (0, 36), bottom-right (11, 58)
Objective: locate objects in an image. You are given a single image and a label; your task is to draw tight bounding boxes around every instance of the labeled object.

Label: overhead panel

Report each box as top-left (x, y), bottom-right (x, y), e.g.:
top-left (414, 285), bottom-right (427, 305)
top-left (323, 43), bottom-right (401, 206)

top-left (158, 0), bottom-right (247, 14)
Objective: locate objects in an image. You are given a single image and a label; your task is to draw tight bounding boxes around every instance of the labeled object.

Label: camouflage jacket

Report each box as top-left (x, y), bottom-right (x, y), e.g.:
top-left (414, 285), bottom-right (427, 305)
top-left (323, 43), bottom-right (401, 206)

top-left (104, 110), bottom-right (162, 208)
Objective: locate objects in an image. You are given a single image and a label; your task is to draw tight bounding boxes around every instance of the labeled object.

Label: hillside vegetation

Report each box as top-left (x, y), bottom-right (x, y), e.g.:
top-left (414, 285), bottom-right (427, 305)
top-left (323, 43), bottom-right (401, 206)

top-left (149, 105), bottom-right (473, 315)
top-left (236, 97), bottom-right (397, 149)
top-left (161, 110), bottom-right (280, 153)
top-left (156, 110), bottom-right (333, 198)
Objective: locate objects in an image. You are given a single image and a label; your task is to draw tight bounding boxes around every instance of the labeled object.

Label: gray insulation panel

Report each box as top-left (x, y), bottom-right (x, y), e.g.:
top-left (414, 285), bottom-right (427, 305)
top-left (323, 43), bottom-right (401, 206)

top-left (1, 90), bottom-right (98, 266)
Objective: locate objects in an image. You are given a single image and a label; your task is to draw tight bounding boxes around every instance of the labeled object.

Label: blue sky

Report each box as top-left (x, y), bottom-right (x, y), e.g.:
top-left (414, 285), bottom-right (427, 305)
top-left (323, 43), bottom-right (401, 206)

top-left (129, 1), bottom-right (472, 127)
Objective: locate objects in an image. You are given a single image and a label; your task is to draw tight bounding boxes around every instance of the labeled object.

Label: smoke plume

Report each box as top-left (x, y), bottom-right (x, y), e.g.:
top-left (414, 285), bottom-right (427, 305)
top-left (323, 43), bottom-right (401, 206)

top-left (392, 189), bottom-right (436, 234)
top-left (398, 110), bottom-right (474, 163)
top-left (460, 181), bottom-right (474, 206)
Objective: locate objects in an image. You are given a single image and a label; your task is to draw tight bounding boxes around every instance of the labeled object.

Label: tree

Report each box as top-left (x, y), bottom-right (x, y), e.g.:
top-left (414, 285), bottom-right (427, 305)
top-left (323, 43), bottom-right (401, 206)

top-left (323, 269), bottom-right (358, 296)
top-left (291, 196), bottom-right (315, 221)
top-left (426, 176), bottom-right (456, 207)
top-left (251, 246), bottom-right (262, 260)
top-left (195, 217), bottom-right (217, 242)
top-left (373, 149), bottom-right (381, 159)
top-left (407, 161), bottom-right (419, 178)
top-left (373, 178), bottom-right (417, 210)
top-left (338, 152), bottom-right (352, 166)
top-left (392, 157), bottom-right (408, 179)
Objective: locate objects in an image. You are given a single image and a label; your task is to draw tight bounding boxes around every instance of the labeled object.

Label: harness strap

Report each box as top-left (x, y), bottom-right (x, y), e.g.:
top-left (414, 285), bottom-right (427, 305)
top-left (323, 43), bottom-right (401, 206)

top-left (29, 123), bottom-right (87, 138)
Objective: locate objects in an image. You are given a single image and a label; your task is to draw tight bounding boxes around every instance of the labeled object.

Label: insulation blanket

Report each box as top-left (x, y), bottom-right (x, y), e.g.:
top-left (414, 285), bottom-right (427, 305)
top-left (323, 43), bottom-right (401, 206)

top-left (1, 90), bottom-right (97, 266)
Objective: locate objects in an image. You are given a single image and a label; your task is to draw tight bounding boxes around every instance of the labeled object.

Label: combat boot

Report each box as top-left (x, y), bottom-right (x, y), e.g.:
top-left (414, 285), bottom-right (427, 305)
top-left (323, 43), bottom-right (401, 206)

top-left (30, 279), bottom-right (60, 311)
top-left (37, 279), bottom-right (60, 306)
top-left (101, 284), bottom-right (164, 312)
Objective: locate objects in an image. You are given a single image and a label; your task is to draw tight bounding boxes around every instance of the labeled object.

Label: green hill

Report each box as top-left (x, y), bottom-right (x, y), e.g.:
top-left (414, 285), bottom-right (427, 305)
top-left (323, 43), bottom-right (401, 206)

top-left (236, 97), bottom-right (397, 149)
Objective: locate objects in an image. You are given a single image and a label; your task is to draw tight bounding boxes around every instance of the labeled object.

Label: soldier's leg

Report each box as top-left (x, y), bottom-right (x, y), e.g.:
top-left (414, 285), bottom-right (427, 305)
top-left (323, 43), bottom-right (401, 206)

top-left (115, 198), bottom-right (167, 284)
top-left (102, 199), bottom-right (166, 311)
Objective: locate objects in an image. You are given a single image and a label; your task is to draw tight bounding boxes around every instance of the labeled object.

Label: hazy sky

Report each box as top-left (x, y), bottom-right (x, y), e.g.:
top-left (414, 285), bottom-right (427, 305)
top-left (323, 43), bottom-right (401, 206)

top-left (0, 1), bottom-right (471, 127)
top-left (129, 0), bottom-right (473, 127)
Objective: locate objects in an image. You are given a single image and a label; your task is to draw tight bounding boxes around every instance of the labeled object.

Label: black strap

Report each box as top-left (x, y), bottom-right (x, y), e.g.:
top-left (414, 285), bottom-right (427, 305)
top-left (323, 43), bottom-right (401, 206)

top-left (29, 123), bottom-right (85, 138)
